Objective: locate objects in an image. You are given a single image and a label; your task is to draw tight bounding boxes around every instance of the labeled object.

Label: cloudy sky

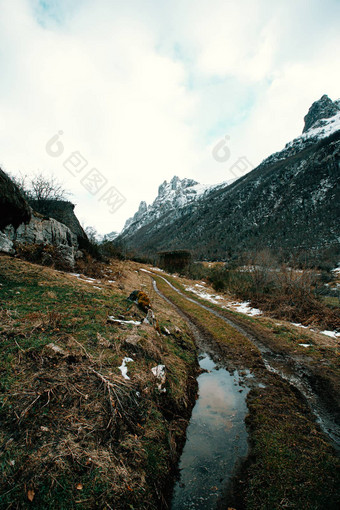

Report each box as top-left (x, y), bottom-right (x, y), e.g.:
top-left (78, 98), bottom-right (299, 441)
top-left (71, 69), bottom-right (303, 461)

top-left (0, 0), bottom-right (339, 234)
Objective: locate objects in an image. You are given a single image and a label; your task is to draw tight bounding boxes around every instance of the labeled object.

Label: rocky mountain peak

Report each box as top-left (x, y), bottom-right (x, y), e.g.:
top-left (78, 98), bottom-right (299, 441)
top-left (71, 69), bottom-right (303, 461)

top-left (158, 176), bottom-right (199, 196)
top-left (138, 201), bottom-right (148, 215)
top-left (121, 176), bottom-right (213, 236)
top-left (303, 94), bottom-right (340, 133)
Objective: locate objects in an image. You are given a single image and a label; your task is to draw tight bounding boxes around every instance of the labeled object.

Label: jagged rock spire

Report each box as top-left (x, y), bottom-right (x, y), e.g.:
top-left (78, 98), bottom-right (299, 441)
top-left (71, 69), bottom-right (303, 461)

top-left (303, 94), bottom-right (340, 133)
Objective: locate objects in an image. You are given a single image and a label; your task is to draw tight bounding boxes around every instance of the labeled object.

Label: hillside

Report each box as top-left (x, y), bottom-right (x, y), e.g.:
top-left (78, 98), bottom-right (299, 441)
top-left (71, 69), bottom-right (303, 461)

top-left (117, 96), bottom-right (340, 264)
top-left (0, 255), bottom-right (197, 509)
top-left (1, 256), bottom-right (340, 509)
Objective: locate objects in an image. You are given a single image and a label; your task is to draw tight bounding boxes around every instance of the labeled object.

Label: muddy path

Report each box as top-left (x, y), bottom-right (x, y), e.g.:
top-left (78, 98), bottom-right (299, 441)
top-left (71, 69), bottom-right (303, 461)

top-left (145, 270), bottom-right (340, 508)
top-left (151, 278), bottom-right (253, 508)
top-left (151, 273), bottom-right (340, 452)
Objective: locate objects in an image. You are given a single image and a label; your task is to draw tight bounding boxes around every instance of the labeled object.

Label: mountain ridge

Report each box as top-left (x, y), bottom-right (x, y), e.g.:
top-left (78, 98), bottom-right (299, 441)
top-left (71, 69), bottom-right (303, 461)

top-left (116, 95), bottom-right (340, 264)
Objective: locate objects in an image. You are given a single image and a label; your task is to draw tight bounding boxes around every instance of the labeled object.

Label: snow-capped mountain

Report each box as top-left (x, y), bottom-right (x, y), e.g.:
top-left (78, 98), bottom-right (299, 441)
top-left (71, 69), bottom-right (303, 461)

top-left (121, 176), bottom-right (223, 237)
top-left (262, 95), bottom-right (340, 167)
top-left (96, 231), bottom-right (119, 243)
top-left (117, 95), bottom-right (340, 263)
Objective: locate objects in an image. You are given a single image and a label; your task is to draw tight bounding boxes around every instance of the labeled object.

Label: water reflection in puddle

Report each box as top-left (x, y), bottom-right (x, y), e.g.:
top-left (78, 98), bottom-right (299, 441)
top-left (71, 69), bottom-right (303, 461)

top-left (171, 353), bottom-right (249, 510)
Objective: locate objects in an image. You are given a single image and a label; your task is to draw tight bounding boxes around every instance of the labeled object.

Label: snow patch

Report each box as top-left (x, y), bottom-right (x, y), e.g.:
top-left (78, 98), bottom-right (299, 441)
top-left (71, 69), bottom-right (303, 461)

top-left (231, 301), bottom-right (262, 316)
top-left (320, 330), bottom-right (340, 339)
top-left (151, 364), bottom-right (166, 379)
top-left (108, 317), bottom-right (141, 325)
top-left (119, 357), bottom-right (134, 380)
top-left (184, 285), bottom-right (262, 317)
top-left (291, 322), bottom-right (308, 329)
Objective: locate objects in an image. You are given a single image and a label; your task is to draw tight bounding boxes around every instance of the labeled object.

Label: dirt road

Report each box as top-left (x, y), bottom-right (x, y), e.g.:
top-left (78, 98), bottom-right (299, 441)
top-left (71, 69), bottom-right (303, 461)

top-left (144, 269), bottom-right (340, 510)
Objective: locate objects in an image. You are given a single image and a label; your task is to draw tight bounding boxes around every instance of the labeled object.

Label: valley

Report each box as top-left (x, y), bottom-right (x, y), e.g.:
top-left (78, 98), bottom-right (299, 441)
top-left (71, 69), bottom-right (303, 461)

top-left (1, 255), bottom-right (339, 509)
top-left (1, 95), bottom-right (340, 509)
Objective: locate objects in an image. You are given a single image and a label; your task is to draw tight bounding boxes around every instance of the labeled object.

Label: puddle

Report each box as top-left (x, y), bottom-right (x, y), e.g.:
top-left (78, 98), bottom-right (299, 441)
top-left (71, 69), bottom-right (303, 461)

top-left (171, 352), bottom-right (249, 510)
top-left (154, 275), bottom-right (340, 451)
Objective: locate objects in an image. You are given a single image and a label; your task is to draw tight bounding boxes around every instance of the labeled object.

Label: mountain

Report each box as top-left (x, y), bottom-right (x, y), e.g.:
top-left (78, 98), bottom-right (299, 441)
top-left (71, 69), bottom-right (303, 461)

top-left (303, 94), bottom-right (340, 133)
top-left (121, 176), bottom-right (224, 237)
top-left (116, 95), bottom-right (340, 264)
top-left (97, 231), bottom-right (119, 243)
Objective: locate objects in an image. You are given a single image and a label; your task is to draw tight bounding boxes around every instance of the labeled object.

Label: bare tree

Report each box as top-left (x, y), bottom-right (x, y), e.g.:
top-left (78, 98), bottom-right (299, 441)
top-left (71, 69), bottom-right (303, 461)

top-left (10, 172), bottom-right (70, 202)
top-left (27, 173), bottom-right (70, 201)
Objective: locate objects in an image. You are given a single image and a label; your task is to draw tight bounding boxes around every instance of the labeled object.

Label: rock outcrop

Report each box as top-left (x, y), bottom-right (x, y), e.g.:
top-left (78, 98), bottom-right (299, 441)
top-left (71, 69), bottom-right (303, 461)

top-left (0, 168), bottom-right (31, 230)
top-left (29, 199), bottom-right (87, 240)
top-left (1, 212), bottom-right (79, 267)
top-left (0, 169), bottom-right (81, 267)
top-left (303, 95), bottom-right (340, 133)
top-left (120, 176), bottom-right (219, 238)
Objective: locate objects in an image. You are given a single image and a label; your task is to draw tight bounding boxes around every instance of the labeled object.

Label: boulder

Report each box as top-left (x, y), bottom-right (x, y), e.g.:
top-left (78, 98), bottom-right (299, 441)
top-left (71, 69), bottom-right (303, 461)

top-left (1, 212), bottom-right (79, 267)
top-left (0, 231), bottom-right (15, 254)
top-left (29, 199), bottom-right (87, 240)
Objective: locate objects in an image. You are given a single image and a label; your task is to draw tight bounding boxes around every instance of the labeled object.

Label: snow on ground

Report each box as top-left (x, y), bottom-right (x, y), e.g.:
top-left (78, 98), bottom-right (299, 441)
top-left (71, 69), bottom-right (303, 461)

top-left (151, 365), bottom-right (166, 379)
top-left (231, 301), bottom-right (262, 316)
top-left (140, 268), bottom-right (338, 333)
top-left (70, 273), bottom-right (101, 285)
top-left (108, 317), bottom-right (141, 325)
top-left (119, 357), bottom-right (134, 380)
top-left (321, 330), bottom-right (340, 339)
top-left (151, 364), bottom-right (166, 392)
top-left (185, 285), bottom-right (222, 304)
top-left (291, 323), bottom-right (309, 329)
top-left (291, 323), bottom-right (339, 338)
top-left (184, 285), bottom-right (262, 317)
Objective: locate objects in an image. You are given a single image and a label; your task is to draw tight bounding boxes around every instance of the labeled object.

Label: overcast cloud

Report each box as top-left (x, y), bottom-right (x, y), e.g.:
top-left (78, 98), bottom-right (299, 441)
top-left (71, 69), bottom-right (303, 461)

top-left (0, 0), bottom-right (339, 234)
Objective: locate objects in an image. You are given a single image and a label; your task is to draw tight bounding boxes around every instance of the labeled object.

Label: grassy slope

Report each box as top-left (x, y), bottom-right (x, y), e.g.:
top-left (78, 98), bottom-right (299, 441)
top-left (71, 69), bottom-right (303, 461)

top-left (0, 256), bottom-right (197, 509)
top-left (151, 272), bottom-right (340, 510)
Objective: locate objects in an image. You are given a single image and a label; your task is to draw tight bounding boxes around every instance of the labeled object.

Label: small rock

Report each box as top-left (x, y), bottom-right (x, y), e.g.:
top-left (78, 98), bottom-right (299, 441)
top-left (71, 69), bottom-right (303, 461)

top-left (96, 333), bottom-right (111, 347)
top-left (46, 343), bottom-right (67, 355)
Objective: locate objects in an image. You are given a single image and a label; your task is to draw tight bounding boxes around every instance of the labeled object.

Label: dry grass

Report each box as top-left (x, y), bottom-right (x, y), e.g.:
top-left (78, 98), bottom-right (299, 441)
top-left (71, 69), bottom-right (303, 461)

top-left (0, 255), bottom-right (197, 509)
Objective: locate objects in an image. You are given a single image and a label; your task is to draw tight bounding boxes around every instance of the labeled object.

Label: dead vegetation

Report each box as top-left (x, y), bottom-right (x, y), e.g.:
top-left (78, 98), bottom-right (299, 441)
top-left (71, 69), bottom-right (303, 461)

top-left (0, 255), bottom-right (198, 509)
top-left (185, 254), bottom-right (340, 331)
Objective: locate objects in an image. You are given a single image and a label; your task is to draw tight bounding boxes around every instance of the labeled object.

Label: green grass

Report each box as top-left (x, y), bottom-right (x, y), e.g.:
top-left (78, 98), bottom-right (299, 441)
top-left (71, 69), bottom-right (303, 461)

top-left (0, 256), bottom-right (198, 509)
top-left (152, 272), bottom-right (340, 510)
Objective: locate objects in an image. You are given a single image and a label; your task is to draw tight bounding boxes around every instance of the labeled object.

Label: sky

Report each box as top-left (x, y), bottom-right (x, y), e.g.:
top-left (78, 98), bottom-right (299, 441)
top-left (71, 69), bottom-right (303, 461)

top-left (0, 0), bottom-right (339, 235)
